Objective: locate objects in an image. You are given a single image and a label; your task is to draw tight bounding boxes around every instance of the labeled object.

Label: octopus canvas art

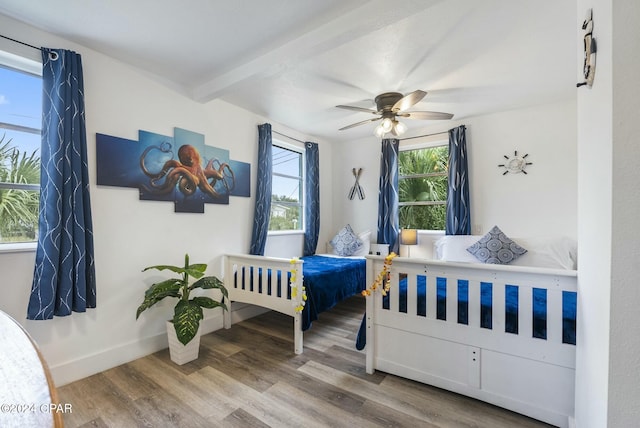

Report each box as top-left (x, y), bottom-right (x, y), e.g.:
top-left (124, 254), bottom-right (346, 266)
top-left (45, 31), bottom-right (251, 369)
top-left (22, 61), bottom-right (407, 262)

top-left (140, 143), bottom-right (235, 198)
top-left (96, 127), bottom-right (250, 213)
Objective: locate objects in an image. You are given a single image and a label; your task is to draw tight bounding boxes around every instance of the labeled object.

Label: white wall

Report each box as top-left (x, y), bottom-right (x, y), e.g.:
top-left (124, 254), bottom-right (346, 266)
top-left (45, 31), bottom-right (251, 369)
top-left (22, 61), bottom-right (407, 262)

top-left (0, 14), bottom-right (331, 386)
top-left (331, 98), bottom-right (578, 257)
top-left (574, 2), bottom-right (612, 426)
top-left (609, 1), bottom-right (640, 424)
top-left (575, 1), bottom-right (640, 426)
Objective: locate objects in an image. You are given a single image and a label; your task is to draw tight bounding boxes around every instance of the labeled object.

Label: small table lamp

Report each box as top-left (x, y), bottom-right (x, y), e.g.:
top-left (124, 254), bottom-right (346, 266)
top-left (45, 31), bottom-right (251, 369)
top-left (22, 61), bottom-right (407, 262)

top-left (400, 228), bottom-right (418, 257)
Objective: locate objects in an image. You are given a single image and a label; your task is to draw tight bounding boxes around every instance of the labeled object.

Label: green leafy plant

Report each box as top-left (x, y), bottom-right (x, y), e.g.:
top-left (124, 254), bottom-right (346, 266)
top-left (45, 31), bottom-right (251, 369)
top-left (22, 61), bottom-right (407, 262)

top-left (136, 254), bottom-right (228, 345)
top-left (0, 133), bottom-right (40, 242)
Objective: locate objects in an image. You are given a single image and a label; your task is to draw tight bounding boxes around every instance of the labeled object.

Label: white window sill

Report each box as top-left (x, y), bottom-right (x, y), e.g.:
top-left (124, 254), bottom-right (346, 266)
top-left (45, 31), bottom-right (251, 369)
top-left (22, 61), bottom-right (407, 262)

top-left (0, 242), bottom-right (37, 254)
top-left (268, 230), bottom-right (305, 236)
top-left (418, 230), bottom-right (445, 237)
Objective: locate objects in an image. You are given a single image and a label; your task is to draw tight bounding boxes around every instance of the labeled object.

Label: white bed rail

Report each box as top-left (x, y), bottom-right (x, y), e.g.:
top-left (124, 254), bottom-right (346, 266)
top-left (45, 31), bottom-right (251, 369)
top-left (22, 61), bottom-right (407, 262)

top-left (365, 255), bottom-right (578, 428)
top-left (223, 254), bottom-right (305, 354)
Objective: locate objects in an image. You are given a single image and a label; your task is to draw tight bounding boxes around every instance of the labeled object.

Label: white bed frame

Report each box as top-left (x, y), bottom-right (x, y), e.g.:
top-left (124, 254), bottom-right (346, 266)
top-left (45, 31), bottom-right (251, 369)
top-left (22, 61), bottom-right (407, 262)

top-left (364, 255), bottom-right (577, 428)
top-left (222, 245), bottom-right (388, 355)
top-left (223, 254), bottom-right (306, 354)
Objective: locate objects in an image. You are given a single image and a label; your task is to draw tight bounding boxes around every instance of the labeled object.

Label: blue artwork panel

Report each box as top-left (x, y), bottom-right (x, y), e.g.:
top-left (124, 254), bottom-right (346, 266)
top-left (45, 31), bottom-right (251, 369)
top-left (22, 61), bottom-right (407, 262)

top-left (96, 127), bottom-right (251, 213)
top-left (138, 130), bottom-right (176, 202)
top-left (96, 134), bottom-right (144, 187)
top-left (229, 160), bottom-right (251, 197)
top-left (202, 142), bottom-right (232, 205)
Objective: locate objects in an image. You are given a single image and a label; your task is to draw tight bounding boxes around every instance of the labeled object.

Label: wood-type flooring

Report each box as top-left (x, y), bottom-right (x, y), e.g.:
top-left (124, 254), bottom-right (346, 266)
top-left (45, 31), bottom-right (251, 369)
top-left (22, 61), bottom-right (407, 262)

top-left (57, 296), bottom-right (554, 428)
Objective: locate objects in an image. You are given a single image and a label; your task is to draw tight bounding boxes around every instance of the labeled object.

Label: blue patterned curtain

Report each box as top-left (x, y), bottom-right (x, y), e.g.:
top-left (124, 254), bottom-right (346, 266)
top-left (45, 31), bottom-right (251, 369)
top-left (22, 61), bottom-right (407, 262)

top-left (28, 48), bottom-right (96, 319)
top-left (446, 125), bottom-right (471, 235)
top-left (249, 123), bottom-right (272, 255)
top-left (303, 142), bottom-right (319, 256)
top-left (377, 138), bottom-right (400, 254)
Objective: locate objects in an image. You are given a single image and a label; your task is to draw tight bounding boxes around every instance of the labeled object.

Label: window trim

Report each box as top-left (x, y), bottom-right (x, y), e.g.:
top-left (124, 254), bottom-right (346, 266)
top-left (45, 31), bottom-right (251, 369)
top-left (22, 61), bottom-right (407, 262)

top-left (268, 139), bottom-right (305, 234)
top-left (0, 50), bottom-right (42, 250)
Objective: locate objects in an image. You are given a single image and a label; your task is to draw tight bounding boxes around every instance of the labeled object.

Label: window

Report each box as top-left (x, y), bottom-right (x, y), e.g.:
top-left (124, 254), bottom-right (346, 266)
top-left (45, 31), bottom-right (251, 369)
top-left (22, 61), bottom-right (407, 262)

top-left (0, 58), bottom-right (42, 244)
top-left (398, 144), bottom-right (448, 231)
top-left (269, 143), bottom-right (303, 231)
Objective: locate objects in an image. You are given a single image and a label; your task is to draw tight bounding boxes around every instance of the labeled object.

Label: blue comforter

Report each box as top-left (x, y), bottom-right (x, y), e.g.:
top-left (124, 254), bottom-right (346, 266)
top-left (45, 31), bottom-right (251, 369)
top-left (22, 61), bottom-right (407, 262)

top-left (356, 276), bottom-right (577, 349)
top-left (301, 255), bottom-right (366, 330)
top-left (236, 255), bottom-right (366, 331)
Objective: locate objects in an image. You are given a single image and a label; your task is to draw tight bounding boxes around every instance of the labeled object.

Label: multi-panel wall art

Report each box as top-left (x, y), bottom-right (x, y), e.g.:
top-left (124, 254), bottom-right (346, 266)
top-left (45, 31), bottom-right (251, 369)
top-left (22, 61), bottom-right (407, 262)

top-left (96, 127), bottom-right (250, 213)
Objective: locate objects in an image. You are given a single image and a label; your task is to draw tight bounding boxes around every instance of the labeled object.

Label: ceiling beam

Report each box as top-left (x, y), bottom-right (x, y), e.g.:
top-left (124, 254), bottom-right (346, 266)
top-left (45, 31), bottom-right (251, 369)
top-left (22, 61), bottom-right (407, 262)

top-left (191, 0), bottom-right (442, 103)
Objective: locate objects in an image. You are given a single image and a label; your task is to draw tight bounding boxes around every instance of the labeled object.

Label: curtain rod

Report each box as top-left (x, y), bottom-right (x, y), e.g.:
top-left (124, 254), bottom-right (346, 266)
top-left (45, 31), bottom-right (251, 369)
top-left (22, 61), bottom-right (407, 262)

top-left (0, 34), bottom-right (42, 52)
top-left (399, 131), bottom-right (448, 141)
top-left (272, 130), bottom-right (305, 144)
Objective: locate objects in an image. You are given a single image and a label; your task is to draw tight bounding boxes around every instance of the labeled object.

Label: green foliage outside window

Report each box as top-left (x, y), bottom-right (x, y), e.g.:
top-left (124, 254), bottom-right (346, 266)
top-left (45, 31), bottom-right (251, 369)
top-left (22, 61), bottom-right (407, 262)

top-left (399, 145), bottom-right (448, 230)
top-left (269, 144), bottom-right (303, 232)
top-left (0, 134), bottom-right (40, 242)
top-left (269, 194), bottom-right (302, 231)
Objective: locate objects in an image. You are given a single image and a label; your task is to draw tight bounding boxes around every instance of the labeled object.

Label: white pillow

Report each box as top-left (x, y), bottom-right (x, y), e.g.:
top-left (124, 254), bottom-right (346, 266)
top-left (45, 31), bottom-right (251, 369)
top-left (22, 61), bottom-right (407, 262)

top-left (509, 236), bottom-right (577, 270)
top-left (329, 224), bottom-right (364, 256)
top-left (435, 234), bottom-right (577, 269)
top-left (435, 235), bottom-right (482, 262)
top-left (352, 230), bottom-right (371, 257)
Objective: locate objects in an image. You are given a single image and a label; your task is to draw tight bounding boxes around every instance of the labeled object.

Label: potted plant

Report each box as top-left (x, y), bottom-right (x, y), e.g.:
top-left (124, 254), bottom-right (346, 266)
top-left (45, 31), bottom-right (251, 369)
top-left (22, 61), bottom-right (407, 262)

top-left (136, 253), bottom-right (228, 365)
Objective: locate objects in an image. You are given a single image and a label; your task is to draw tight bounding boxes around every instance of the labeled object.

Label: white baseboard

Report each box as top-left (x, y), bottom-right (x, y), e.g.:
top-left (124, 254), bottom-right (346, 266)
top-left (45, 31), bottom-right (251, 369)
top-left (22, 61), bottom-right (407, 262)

top-left (50, 305), bottom-right (265, 387)
top-left (51, 328), bottom-right (170, 387)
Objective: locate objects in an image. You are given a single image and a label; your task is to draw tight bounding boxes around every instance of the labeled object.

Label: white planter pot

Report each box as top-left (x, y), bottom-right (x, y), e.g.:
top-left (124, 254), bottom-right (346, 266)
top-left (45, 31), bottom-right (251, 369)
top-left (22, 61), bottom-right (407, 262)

top-left (166, 321), bottom-right (201, 365)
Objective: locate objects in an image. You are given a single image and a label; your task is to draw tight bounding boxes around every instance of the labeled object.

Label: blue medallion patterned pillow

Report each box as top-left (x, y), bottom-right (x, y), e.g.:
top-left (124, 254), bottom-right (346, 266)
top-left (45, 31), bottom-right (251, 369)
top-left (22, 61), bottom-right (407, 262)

top-left (466, 225), bottom-right (527, 264)
top-left (330, 224), bottom-right (364, 256)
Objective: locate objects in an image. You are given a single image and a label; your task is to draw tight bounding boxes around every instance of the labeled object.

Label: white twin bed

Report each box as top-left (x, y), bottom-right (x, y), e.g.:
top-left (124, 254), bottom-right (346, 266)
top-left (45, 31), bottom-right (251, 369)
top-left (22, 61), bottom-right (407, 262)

top-left (223, 228), bottom-right (578, 427)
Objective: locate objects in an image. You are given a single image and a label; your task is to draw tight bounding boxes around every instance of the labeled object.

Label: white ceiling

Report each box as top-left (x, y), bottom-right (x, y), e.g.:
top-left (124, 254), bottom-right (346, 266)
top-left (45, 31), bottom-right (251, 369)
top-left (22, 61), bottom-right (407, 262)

top-left (0, 0), bottom-right (577, 142)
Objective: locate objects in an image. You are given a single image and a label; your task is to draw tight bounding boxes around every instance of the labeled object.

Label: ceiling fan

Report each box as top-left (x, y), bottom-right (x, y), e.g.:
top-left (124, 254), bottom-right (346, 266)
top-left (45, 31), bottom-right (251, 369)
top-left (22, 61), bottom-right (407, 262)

top-left (336, 90), bottom-right (454, 137)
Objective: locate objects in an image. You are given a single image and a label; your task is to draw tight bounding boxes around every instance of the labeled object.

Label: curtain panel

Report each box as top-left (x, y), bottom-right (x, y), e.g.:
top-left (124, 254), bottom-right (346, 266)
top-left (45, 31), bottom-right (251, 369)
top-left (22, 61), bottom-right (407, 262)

top-left (303, 142), bottom-right (319, 256)
top-left (28, 48), bottom-right (96, 320)
top-left (446, 125), bottom-right (471, 235)
top-left (249, 123), bottom-right (272, 255)
top-left (377, 138), bottom-right (400, 254)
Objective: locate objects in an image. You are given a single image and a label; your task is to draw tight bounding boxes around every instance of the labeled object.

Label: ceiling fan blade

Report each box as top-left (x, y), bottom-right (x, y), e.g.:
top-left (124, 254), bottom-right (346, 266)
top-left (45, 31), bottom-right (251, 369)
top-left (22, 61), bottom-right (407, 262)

top-left (392, 90), bottom-right (427, 112)
top-left (335, 105), bottom-right (378, 115)
top-left (401, 111), bottom-right (454, 120)
top-left (339, 117), bottom-right (381, 131)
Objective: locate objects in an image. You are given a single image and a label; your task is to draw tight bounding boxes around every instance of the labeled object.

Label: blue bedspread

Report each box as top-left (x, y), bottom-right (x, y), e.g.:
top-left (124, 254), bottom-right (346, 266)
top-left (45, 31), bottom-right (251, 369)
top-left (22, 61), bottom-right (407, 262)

top-left (301, 255), bottom-right (366, 331)
top-left (356, 276), bottom-right (577, 349)
top-left (235, 255), bottom-right (366, 331)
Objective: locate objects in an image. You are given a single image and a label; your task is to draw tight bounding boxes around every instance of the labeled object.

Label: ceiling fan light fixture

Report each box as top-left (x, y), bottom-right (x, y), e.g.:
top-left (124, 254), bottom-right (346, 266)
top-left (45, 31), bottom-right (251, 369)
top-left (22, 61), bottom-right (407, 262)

top-left (394, 120), bottom-right (407, 136)
top-left (339, 90), bottom-right (453, 138)
top-left (381, 117), bottom-right (393, 132)
top-left (375, 119), bottom-right (407, 138)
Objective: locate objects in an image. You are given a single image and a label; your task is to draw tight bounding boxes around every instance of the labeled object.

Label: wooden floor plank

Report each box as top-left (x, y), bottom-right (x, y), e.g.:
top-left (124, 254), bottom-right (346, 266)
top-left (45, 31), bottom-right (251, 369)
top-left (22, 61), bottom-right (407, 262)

top-left (127, 354), bottom-right (238, 419)
top-left (263, 380), bottom-right (372, 428)
top-left (191, 366), bottom-right (319, 428)
top-left (297, 359), bottom-right (442, 425)
top-left (58, 296), bottom-right (554, 428)
top-left (221, 408), bottom-right (270, 428)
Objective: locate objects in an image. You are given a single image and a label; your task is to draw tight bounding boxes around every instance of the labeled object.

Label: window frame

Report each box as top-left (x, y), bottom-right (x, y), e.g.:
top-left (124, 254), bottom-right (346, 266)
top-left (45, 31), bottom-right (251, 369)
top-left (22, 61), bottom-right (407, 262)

top-left (0, 50), bottom-right (42, 252)
top-left (398, 136), bottom-right (449, 232)
top-left (268, 139), bottom-right (305, 235)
